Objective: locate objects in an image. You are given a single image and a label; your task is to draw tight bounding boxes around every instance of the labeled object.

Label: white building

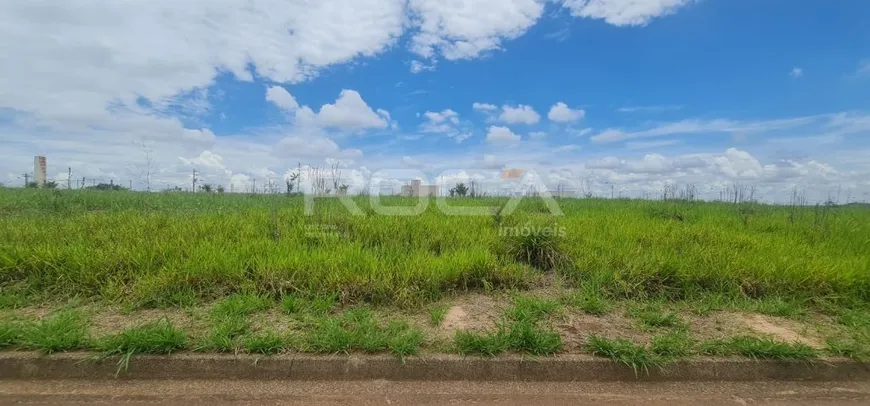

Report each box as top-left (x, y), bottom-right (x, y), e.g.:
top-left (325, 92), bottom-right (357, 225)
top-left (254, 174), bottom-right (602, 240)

top-left (401, 179), bottom-right (438, 197)
top-left (33, 156), bottom-right (46, 186)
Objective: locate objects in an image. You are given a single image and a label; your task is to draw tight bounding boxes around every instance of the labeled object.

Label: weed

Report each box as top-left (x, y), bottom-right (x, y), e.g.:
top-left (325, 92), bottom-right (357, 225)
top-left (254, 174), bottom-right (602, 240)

top-left (563, 291), bottom-right (610, 316)
top-left (211, 294), bottom-right (272, 319)
top-left (98, 318), bottom-right (187, 355)
top-left (826, 338), bottom-right (869, 361)
top-left (306, 308), bottom-right (423, 357)
top-left (506, 296), bottom-right (560, 323)
top-left (453, 330), bottom-right (510, 356)
top-left (20, 310), bottom-right (89, 353)
top-left (0, 319), bottom-right (28, 348)
top-left (243, 330), bottom-right (285, 355)
top-left (504, 231), bottom-right (569, 272)
top-left (428, 305), bottom-right (449, 327)
top-left (627, 305), bottom-right (683, 329)
top-left (507, 320), bottom-right (563, 355)
top-left (650, 330), bottom-right (694, 359)
top-left (699, 336), bottom-right (818, 360)
top-left (281, 294), bottom-right (337, 316)
top-left (586, 335), bottom-right (657, 374)
top-left (742, 297), bottom-right (808, 319)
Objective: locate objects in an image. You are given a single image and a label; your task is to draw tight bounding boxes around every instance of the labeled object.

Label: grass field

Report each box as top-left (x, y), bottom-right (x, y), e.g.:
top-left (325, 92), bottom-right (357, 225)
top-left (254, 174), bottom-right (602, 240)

top-left (1, 188), bottom-right (869, 364)
top-left (2, 188), bottom-right (868, 307)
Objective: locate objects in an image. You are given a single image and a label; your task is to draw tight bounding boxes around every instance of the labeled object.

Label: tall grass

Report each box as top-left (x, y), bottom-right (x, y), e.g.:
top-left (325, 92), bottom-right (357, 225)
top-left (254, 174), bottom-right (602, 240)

top-left (1, 189), bottom-right (868, 307)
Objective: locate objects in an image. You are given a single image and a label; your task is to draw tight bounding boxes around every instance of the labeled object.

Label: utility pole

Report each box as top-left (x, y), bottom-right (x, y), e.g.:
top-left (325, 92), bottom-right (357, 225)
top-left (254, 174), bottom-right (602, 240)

top-left (22, 173), bottom-right (29, 187)
top-left (192, 168), bottom-right (198, 193)
top-left (252, 179), bottom-right (256, 194)
top-left (129, 180), bottom-right (133, 190)
top-left (67, 167), bottom-right (72, 189)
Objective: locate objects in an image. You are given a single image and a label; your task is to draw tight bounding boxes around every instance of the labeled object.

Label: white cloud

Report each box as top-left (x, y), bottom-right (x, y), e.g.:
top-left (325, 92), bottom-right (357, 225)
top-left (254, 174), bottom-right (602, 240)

top-left (561, 0), bottom-right (695, 26)
top-left (790, 67), bottom-right (804, 79)
top-left (266, 88), bottom-right (388, 131)
top-left (529, 131), bottom-right (547, 140)
top-left (548, 102), bottom-right (585, 122)
top-left (408, 0), bottom-right (546, 60)
top-left (486, 126), bottom-right (521, 144)
top-left (419, 109), bottom-right (470, 142)
top-left (317, 90), bottom-right (388, 130)
top-left (0, 0), bottom-right (408, 128)
top-left (556, 144), bottom-right (581, 152)
top-left (590, 114), bottom-right (832, 143)
top-left (265, 86), bottom-right (300, 111)
top-left (473, 102), bottom-right (499, 112)
top-left (409, 60), bottom-right (436, 73)
top-left (499, 104), bottom-right (541, 125)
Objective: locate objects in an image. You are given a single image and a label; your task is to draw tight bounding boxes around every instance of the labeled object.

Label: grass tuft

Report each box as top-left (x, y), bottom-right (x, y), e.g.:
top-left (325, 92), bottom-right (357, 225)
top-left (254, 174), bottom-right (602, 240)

top-left (504, 231), bottom-right (569, 272)
top-left (20, 310), bottom-right (89, 353)
top-left (98, 318), bottom-right (187, 355)
top-left (586, 335), bottom-right (657, 374)
top-left (699, 336), bottom-right (818, 359)
top-left (563, 291), bottom-right (611, 316)
top-left (627, 305), bottom-right (683, 329)
top-left (650, 330), bottom-right (694, 359)
top-left (243, 330), bottom-right (285, 355)
top-left (428, 305), bottom-right (449, 327)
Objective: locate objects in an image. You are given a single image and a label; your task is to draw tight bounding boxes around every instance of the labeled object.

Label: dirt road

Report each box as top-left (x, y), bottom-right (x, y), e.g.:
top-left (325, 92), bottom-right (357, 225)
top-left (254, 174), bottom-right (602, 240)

top-left (1, 380), bottom-right (870, 405)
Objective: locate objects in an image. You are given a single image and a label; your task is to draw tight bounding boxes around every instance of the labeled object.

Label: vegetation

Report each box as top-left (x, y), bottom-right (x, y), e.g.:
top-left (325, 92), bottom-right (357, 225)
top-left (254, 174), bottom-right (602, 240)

top-left (0, 188), bottom-right (868, 364)
top-left (1, 189), bottom-right (867, 309)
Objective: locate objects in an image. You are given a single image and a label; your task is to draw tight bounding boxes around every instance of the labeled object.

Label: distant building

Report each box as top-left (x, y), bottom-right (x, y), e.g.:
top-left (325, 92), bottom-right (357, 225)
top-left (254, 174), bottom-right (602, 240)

top-left (401, 179), bottom-right (438, 197)
top-left (33, 156), bottom-right (46, 186)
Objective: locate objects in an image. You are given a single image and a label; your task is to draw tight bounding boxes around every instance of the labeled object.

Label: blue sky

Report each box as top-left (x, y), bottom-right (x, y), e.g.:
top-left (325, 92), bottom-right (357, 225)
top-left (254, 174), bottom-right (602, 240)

top-left (1, 0), bottom-right (869, 201)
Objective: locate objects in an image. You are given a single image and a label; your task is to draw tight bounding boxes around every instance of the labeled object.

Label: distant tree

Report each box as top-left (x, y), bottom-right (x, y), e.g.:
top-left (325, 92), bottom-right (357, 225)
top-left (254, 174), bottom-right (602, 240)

top-left (450, 182), bottom-right (468, 197)
top-left (44, 181), bottom-right (58, 189)
top-left (338, 184), bottom-right (349, 195)
top-left (201, 184), bottom-right (213, 193)
top-left (216, 185), bottom-right (225, 194)
top-left (86, 183), bottom-right (126, 191)
top-left (26, 182), bottom-right (39, 188)
top-left (285, 178), bottom-right (295, 195)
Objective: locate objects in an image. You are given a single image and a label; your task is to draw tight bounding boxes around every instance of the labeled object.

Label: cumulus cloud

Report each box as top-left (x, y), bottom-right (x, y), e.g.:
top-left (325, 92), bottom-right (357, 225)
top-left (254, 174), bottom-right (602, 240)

top-left (486, 126), bottom-right (521, 144)
top-left (419, 109), bottom-right (470, 142)
top-left (266, 87), bottom-right (389, 131)
top-left (408, 0), bottom-right (546, 61)
top-left (265, 86), bottom-right (301, 111)
top-left (317, 90), bottom-right (389, 130)
top-left (472, 102), bottom-right (499, 112)
top-left (561, 0), bottom-right (695, 26)
top-left (499, 104), bottom-right (541, 125)
top-left (547, 102), bottom-right (585, 122)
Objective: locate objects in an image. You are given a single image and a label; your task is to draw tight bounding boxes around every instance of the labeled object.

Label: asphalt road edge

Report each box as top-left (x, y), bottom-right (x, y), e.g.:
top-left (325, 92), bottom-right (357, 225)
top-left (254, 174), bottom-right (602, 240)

top-left (1, 352), bottom-right (868, 382)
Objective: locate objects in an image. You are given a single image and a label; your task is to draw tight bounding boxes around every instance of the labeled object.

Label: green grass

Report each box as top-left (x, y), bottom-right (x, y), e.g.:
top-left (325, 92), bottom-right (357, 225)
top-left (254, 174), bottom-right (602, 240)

top-left (506, 296), bottom-right (560, 323)
top-left (454, 330), bottom-right (510, 356)
top-left (587, 335), bottom-right (658, 374)
top-left (454, 297), bottom-right (563, 356)
top-left (699, 336), bottom-right (818, 360)
top-left (97, 319), bottom-right (187, 355)
top-left (627, 305), bottom-right (684, 330)
top-left (650, 330), bottom-right (694, 359)
top-left (242, 330), bottom-right (285, 355)
top-left (305, 308), bottom-right (424, 357)
top-left (0, 318), bottom-right (27, 348)
top-left (196, 293), bottom-right (273, 352)
top-left (428, 304), bottom-right (449, 327)
top-left (563, 291), bottom-right (611, 315)
top-left (2, 189), bottom-right (869, 309)
top-left (19, 310), bottom-right (90, 353)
